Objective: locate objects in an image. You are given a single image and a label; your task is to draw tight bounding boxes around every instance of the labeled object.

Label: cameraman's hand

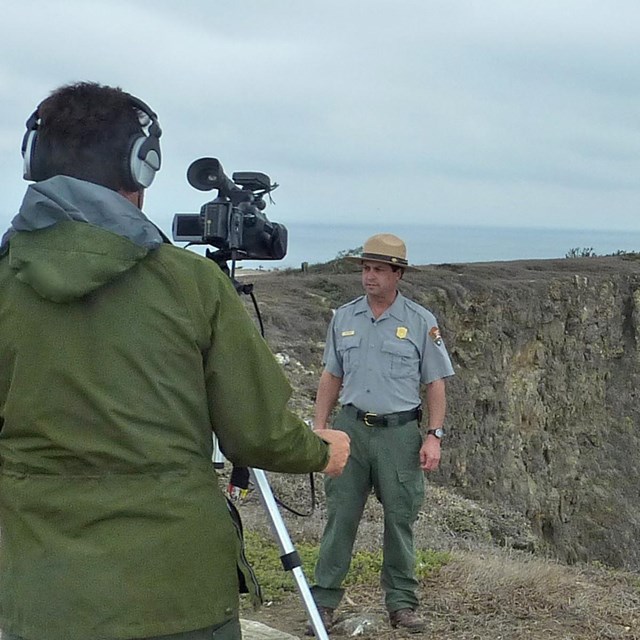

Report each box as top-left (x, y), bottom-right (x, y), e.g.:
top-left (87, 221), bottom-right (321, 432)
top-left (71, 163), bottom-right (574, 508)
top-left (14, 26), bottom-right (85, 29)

top-left (315, 428), bottom-right (350, 477)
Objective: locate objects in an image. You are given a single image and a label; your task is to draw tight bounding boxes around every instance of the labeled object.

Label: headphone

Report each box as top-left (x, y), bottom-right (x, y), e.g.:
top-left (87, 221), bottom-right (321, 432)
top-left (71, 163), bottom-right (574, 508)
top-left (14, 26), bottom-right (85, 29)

top-left (21, 93), bottom-right (162, 191)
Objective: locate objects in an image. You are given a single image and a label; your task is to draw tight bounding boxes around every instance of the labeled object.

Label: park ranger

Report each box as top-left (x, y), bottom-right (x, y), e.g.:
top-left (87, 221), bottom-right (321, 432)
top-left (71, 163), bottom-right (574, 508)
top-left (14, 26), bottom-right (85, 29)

top-left (309, 233), bottom-right (455, 634)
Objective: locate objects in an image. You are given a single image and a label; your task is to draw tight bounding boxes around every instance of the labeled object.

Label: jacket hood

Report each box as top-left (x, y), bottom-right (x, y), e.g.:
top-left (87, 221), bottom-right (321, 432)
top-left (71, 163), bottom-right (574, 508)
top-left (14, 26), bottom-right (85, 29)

top-left (1, 176), bottom-right (163, 303)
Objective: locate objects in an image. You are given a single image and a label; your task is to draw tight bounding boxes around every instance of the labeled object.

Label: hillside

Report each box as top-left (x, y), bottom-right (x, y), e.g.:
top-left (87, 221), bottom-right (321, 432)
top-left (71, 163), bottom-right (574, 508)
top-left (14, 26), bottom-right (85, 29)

top-left (227, 255), bottom-right (640, 638)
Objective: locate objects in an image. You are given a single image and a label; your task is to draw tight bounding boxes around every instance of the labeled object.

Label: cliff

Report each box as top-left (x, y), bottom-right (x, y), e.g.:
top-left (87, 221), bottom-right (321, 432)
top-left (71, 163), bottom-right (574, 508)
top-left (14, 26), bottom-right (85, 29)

top-left (237, 254), bottom-right (640, 570)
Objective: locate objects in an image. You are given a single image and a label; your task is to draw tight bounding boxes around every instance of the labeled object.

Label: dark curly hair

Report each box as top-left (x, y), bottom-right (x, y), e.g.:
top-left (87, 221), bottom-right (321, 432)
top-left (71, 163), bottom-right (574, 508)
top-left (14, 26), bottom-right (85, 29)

top-left (32, 82), bottom-right (145, 192)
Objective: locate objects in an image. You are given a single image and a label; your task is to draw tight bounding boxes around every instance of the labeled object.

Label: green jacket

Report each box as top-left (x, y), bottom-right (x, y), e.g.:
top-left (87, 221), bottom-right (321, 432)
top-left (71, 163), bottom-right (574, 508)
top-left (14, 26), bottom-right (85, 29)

top-left (0, 177), bottom-right (328, 639)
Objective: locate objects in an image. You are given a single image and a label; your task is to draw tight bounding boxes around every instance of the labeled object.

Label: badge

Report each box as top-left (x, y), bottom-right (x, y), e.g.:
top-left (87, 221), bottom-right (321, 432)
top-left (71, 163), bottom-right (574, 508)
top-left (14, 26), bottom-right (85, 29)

top-left (396, 326), bottom-right (408, 339)
top-left (429, 326), bottom-right (443, 346)
top-left (341, 330), bottom-right (355, 337)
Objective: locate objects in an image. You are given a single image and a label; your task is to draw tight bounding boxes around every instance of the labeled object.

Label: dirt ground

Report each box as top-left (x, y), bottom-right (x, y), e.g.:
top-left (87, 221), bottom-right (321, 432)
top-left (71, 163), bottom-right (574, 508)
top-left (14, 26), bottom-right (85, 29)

top-left (242, 565), bottom-right (640, 640)
top-left (230, 472), bottom-right (640, 640)
top-left (240, 543), bottom-right (640, 640)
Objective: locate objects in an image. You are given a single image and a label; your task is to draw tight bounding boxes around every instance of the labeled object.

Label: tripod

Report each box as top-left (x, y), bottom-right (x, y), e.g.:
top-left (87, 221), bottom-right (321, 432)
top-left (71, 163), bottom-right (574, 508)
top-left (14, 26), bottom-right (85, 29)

top-left (214, 435), bottom-right (328, 640)
top-left (207, 251), bottom-right (329, 640)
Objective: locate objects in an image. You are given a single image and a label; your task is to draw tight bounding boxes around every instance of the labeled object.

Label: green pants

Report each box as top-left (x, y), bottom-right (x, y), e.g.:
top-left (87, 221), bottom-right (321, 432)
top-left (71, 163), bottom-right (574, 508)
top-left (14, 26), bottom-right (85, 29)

top-left (1, 618), bottom-right (241, 640)
top-left (311, 406), bottom-right (425, 612)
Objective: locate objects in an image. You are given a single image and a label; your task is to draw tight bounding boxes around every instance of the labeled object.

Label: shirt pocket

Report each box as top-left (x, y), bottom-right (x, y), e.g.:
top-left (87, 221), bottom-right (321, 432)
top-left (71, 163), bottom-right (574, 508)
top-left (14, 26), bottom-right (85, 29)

top-left (337, 335), bottom-right (361, 374)
top-left (381, 339), bottom-right (419, 378)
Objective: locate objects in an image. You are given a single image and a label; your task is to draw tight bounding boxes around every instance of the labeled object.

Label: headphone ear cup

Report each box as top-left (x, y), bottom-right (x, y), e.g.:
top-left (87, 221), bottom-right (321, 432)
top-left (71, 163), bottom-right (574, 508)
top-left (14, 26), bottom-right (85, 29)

top-left (22, 129), bottom-right (37, 181)
top-left (22, 111), bottom-right (41, 182)
top-left (125, 128), bottom-right (162, 190)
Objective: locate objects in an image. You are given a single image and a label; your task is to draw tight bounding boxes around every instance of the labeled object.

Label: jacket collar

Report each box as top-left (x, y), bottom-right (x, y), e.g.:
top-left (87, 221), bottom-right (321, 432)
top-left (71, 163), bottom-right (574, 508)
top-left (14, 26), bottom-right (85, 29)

top-left (1, 175), bottom-right (163, 255)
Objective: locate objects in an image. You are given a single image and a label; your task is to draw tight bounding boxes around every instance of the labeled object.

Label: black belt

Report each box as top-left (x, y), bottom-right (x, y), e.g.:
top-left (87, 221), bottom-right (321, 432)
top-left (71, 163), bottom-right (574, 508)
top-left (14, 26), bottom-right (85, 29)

top-left (344, 404), bottom-right (421, 427)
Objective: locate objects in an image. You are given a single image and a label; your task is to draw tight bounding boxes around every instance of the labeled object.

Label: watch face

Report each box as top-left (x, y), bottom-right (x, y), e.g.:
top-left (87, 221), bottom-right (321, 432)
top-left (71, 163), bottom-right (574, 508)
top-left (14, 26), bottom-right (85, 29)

top-left (434, 428), bottom-right (444, 439)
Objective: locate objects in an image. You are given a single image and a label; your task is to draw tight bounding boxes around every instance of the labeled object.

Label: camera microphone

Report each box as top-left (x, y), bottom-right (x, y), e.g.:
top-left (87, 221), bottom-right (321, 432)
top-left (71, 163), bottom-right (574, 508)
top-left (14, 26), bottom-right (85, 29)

top-left (187, 157), bottom-right (237, 194)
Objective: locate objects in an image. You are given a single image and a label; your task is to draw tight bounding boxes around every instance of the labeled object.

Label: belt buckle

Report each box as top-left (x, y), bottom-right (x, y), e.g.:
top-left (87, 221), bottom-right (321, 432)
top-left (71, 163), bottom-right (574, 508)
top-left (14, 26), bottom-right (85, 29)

top-left (363, 412), bottom-right (377, 427)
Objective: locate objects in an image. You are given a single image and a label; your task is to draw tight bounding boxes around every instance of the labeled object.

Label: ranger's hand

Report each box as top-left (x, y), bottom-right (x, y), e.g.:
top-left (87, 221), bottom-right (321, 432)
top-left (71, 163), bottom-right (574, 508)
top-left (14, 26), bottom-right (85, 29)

top-left (420, 437), bottom-right (441, 472)
top-left (315, 428), bottom-right (350, 477)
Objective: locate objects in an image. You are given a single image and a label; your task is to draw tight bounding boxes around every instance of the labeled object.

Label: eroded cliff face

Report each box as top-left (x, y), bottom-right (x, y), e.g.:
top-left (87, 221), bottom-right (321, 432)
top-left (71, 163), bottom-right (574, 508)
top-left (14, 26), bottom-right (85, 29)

top-left (246, 256), bottom-right (640, 569)
top-left (417, 258), bottom-right (640, 570)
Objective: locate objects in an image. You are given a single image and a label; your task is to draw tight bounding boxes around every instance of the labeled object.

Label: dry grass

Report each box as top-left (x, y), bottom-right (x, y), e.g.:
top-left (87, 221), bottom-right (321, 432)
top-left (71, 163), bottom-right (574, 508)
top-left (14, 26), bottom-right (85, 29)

top-left (423, 551), bottom-right (640, 639)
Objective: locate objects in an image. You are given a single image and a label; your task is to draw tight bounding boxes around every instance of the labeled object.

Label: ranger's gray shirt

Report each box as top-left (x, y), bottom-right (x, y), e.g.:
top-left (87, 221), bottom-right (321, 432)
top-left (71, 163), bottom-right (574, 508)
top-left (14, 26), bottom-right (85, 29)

top-left (323, 292), bottom-right (454, 414)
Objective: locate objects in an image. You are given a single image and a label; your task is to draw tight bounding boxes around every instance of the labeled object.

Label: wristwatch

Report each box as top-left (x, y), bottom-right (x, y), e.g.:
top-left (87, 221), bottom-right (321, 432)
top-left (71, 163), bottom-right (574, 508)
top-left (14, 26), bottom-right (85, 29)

top-left (426, 428), bottom-right (445, 439)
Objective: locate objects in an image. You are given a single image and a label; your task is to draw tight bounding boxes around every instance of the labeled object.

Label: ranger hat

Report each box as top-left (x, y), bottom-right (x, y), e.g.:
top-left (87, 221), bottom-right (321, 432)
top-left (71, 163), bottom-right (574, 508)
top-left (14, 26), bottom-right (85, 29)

top-left (346, 233), bottom-right (419, 271)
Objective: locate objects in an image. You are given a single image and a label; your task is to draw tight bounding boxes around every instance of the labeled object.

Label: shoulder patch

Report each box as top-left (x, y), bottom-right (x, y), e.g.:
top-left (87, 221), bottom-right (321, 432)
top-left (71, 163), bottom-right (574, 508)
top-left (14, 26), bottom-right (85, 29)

top-left (429, 326), bottom-right (443, 346)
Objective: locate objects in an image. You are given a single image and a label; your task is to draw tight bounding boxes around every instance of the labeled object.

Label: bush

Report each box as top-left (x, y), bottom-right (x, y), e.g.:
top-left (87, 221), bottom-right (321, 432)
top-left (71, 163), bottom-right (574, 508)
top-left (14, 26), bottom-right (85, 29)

top-left (565, 247), bottom-right (596, 258)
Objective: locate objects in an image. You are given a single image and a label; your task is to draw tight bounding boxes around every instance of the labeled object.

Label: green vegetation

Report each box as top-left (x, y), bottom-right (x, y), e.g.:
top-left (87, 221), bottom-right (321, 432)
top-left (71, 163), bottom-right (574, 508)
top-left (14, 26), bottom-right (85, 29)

top-left (565, 247), bottom-right (597, 258)
top-left (243, 530), bottom-right (450, 601)
top-left (565, 247), bottom-right (640, 259)
top-left (334, 246), bottom-right (363, 260)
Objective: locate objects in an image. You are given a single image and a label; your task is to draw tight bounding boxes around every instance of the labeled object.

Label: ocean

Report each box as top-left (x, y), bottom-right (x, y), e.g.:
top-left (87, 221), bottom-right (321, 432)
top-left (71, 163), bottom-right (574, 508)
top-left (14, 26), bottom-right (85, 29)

top-left (241, 222), bottom-right (640, 270)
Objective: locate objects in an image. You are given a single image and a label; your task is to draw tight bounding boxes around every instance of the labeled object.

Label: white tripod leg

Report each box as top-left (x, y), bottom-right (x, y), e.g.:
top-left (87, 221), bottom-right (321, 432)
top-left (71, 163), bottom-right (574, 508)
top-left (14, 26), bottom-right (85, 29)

top-left (249, 468), bottom-right (329, 640)
top-left (212, 434), bottom-right (227, 469)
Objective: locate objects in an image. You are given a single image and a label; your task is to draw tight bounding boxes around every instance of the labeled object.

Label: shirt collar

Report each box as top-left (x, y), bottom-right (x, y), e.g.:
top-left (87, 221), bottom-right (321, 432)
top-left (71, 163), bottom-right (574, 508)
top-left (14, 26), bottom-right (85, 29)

top-left (353, 292), bottom-right (407, 321)
top-left (353, 295), bottom-right (369, 315)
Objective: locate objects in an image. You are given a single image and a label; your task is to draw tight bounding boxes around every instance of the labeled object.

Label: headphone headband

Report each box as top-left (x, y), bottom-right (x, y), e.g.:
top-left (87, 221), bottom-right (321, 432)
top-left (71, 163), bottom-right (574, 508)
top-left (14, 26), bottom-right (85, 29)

top-left (22, 91), bottom-right (162, 190)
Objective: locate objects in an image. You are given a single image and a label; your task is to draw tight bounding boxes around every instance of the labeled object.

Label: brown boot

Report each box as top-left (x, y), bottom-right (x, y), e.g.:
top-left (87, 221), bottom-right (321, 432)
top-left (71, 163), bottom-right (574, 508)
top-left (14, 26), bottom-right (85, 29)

top-left (305, 605), bottom-right (335, 636)
top-left (389, 608), bottom-right (426, 633)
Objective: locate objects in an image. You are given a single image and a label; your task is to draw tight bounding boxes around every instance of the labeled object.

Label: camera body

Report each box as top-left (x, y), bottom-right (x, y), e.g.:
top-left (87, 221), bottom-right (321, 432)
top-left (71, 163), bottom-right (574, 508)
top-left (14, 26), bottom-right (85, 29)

top-left (172, 158), bottom-right (287, 261)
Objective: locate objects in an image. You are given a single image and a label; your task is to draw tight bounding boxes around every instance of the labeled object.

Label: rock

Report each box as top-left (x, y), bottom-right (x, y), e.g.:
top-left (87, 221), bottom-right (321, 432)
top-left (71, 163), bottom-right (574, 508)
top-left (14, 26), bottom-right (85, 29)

top-left (334, 613), bottom-right (388, 636)
top-left (274, 352), bottom-right (290, 366)
top-left (241, 618), bottom-right (300, 640)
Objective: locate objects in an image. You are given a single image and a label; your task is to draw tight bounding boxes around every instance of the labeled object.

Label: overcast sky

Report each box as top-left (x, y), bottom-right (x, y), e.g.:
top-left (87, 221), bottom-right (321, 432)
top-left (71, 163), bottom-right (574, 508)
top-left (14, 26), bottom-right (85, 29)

top-left (2, 0), bottom-right (640, 250)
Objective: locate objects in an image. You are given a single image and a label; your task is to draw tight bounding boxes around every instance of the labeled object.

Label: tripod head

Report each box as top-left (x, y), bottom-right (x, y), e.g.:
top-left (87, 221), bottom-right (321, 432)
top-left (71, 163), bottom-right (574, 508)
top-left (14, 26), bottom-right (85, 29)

top-left (205, 248), bottom-right (254, 297)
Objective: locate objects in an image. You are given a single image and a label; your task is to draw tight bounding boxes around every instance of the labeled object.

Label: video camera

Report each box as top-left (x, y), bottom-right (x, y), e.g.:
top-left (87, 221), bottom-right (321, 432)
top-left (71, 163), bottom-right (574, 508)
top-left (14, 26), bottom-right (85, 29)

top-left (172, 157), bottom-right (288, 261)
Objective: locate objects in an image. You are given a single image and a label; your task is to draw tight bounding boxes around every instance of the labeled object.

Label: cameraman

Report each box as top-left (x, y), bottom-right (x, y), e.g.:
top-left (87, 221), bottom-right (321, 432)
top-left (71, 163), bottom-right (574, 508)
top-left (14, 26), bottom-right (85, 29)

top-left (0, 81), bottom-right (349, 640)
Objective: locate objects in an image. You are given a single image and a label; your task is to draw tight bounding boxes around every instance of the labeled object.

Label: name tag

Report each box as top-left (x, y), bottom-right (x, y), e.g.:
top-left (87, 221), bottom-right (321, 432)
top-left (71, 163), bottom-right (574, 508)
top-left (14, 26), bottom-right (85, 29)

top-left (341, 330), bottom-right (355, 337)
